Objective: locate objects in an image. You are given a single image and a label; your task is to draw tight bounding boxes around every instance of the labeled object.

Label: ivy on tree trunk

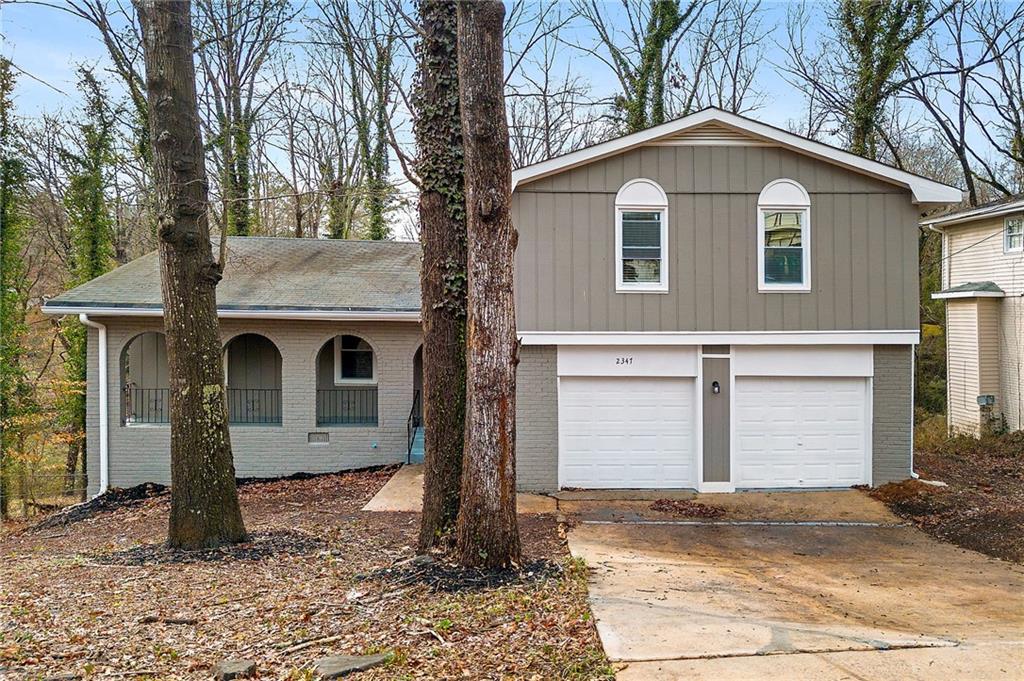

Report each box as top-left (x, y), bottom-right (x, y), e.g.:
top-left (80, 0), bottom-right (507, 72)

top-left (413, 0), bottom-right (468, 551)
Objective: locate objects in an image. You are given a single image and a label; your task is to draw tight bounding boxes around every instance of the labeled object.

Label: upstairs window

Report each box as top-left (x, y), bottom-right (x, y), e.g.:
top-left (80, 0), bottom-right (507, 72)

top-left (758, 179), bottom-right (811, 292)
top-left (616, 178), bottom-right (668, 292)
top-left (1005, 216), bottom-right (1023, 253)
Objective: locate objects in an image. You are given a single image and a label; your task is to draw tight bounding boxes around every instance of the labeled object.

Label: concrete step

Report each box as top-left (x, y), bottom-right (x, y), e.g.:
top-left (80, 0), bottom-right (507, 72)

top-left (408, 427), bottom-right (425, 464)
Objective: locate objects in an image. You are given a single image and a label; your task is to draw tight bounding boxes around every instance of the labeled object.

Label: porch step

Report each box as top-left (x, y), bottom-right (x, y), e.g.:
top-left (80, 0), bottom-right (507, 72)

top-left (409, 427), bottom-right (425, 464)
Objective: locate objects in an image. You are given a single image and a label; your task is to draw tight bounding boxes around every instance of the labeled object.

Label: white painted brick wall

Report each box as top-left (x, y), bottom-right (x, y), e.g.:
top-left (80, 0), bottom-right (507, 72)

top-left (86, 318), bottom-right (422, 495)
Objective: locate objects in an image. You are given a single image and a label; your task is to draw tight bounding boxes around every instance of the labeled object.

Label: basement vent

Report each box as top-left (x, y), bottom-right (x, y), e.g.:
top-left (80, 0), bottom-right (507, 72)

top-left (308, 432), bottom-right (330, 444)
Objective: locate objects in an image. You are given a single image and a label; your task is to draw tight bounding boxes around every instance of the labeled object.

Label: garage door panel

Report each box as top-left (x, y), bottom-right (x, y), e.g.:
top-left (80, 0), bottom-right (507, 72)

top-left (559, 376), bottom-right (697, 489)
top-left (736, 376), bottom-right (868, 488)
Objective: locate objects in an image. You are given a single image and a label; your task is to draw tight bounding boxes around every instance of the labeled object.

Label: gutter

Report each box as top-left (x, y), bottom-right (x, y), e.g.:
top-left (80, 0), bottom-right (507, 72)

top-left (78, 314), bottom-right (109, 497)
top-left (42, 305), bottom-right (421, 322)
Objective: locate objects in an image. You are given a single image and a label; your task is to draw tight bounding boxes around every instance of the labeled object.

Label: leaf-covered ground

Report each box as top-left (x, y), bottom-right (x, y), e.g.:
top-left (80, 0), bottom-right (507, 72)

top-left (871, 428), bottom-right (1024, 563)
top-left (0, 468), bottom-right (612, 679)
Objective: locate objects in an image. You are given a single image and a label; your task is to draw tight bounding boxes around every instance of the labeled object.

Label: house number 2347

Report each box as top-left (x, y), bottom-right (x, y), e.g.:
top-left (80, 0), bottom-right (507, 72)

top-left (615, 357), bottom-right (634, 365)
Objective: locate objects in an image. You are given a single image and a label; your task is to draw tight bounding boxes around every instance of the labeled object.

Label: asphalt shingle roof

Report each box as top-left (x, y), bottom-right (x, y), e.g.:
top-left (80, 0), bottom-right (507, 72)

top-left (937, 281), bottom-right (1005, 295)
top-left (45, 237), bottom-right (421, 313)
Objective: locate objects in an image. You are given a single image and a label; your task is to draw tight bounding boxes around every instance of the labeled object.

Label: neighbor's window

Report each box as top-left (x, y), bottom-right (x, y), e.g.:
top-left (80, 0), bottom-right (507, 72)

top-left (758, 179), bottom-right (811, 292)
top-left (616, 178), bottom-right (668, 292)
top-left (1005, 217), bottom-right (1023, 253)
top-left (334, 335), bottom-right (375, 384)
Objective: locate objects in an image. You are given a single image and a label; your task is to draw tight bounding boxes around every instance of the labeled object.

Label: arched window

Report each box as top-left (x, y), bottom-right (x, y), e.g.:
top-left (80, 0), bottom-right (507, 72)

top-left (121, 332), bottom-right (169, 424)
top-left (758, 179), bottom-right (811, 292)
top-left (224, 333), bottom-right (282, 424)
top-left (615, 178), bottom-right (669, 292)
top-left (315, 335), bottom-right (378, 426)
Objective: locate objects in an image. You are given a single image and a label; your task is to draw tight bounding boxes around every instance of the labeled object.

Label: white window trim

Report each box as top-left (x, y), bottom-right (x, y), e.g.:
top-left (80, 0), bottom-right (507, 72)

top-left (615, 178), bottom-right (669, 293)
top-left (333, 335), bottom-right (377, 386)
top-left (1004, 215), bottom-right (1023, 253)
top-left (757, 179), bottom-right (811, 293)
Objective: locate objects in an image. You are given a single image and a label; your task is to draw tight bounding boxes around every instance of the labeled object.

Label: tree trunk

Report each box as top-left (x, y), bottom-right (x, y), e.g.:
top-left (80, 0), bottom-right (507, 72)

top-left (134, 0), bottom-right (247, 550)
top-left (413, 0), bottom-right (468, 552)
top-left (454, 0), bottom-right (521, 569)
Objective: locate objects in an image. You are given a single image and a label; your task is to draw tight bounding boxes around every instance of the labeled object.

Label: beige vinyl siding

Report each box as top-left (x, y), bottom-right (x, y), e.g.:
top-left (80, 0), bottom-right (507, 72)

top-left (946, 300), bottom-right (981, 434)
top-left (1001, 297), bottom-right (1024, 431)
top-left (946, 214), bottom-right (1024, 295)
top-left (978, 299), bottom-right (1001, 400)
top-left (513, 145), bottom-right (920, 332)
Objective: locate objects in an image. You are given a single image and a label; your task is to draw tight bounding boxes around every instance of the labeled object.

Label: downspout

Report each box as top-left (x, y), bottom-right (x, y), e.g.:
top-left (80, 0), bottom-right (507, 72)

top-left (79, 314), bottom-right (109, 496)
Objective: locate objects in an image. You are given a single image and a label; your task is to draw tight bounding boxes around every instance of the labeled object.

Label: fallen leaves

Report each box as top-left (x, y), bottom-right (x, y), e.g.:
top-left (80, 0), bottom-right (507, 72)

top-left (0, 468), bottom-right (612, 679)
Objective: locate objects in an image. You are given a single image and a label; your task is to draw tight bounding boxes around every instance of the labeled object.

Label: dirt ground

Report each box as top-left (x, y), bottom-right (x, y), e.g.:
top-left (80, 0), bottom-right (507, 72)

top-left (0, 468), bottom-right (612, 680)
top-left (872, 429), bottom-right (1024, 563)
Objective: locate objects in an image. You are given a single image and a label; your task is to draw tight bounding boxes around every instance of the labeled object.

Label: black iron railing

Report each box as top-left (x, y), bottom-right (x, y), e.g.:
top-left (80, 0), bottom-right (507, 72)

top-left (228, 388), bottom-right (282, 424)
top-left (316, 386), bottom-right (378, 426)
top-left (407, 389), bottom-right (422, 462)
top-left (124, 387), bottom-right (170, 424)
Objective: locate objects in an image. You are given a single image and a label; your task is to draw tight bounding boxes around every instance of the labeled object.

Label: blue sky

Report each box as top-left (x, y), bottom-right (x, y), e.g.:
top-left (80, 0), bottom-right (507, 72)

top-left (1, 1), bottom-right (814, 126)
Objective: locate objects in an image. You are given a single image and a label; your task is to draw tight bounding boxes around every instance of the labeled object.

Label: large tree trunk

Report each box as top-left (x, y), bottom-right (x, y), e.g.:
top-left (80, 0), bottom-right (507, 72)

top-left (134, 0), bottom-right (247, 550)
top-left (414, 0), bottom-right (468, 552)
top-left (454, 0), bottom-right (521, 569)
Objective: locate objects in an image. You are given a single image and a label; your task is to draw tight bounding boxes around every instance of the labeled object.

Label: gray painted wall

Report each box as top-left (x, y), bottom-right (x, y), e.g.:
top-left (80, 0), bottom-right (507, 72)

top-left (872, 344), bottom-right (913, 484)
top-left (513, 144), bottom-right (921, 332)
top-left (86, 318), bottom-right (422, 496)
top-left (515, 345), bottom-right (559, 491)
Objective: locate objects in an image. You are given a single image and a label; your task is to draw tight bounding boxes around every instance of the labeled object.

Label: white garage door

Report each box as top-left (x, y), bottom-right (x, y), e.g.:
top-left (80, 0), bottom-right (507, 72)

top-left (559, 376), bottom-right (697, 489)
top-left (735, 377), bottom-right (869, 488)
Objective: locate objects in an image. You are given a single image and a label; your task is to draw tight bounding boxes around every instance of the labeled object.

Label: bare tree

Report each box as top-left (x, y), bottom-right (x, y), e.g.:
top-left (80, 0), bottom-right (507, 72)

top-left (193, 0), bottom-right (296, 236)
top-left (573, 0), bottom-right (707, 132)
top-left (506, 31), bottom-right (608, 167)
top-left (133, 0), bottom-right (246, 549)
top-left (900, 0), bottom-right (1024, 204)
top-left (454, 0), bottom-right (521, 569)
top-left (784, 0), bottom-right (956, 160)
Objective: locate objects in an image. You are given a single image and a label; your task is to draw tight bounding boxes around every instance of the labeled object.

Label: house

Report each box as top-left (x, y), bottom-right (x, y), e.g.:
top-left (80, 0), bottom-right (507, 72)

top-left (925, 195), bottom-right (1024, 436)
top-left (43, 108), bottom-right (962, 497)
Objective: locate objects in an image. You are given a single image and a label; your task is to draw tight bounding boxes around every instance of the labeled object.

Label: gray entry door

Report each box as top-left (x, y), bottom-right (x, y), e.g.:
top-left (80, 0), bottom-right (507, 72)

top-left (702, 356), bottom-right (731, 483)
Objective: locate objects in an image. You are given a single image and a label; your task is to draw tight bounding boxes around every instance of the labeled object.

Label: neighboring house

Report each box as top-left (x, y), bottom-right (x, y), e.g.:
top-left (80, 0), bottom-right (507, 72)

top-left (43, 108), bottom-right (961, 497)
top-left (925, 196), bottom-right (1024, 436)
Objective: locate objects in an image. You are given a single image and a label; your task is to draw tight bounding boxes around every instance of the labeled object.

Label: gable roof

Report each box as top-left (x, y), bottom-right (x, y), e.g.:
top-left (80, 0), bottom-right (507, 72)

top-left (921, 194), bottom-right (1024, 229)
top-left (512, 108), bottom-right (963, 206)
top-left (42, 237), bottom-right (421, 319)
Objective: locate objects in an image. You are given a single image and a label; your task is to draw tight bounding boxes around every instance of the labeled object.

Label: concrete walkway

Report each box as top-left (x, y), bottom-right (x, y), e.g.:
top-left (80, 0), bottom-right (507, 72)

top-left (362, 464), bottom-right (557, 513)
top-left (567, 494), bottom-right (1024, 680)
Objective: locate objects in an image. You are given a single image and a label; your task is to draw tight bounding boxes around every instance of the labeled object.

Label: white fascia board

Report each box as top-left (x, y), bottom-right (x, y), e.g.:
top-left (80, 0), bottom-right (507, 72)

top-left (512, 108), bottom-right (962, 206)
top-left (921, 200), bottom-right (1024, 228)
top-left (519, 330), bottom-right (921, 346)
top-left (930, 291), bottom-right (1005, 300)
top-left (41, 305), bottom-right (421, 322)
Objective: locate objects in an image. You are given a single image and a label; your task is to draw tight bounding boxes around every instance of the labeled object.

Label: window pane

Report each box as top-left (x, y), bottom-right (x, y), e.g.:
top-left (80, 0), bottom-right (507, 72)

top-left (622, 212), bottom-right (661, 248)
top-left (1007, 219), bottom-right (1023, 249)
top-left (341, 335), bottom-right (370, 351)
top-left (623, 258), bottom-right (661, 283)
top-left (764, 247), bottom-right (803, 284)
top-left (341, 350), bottom-right (373, 379)
top-left (764, 211), bottom-right (802, 247)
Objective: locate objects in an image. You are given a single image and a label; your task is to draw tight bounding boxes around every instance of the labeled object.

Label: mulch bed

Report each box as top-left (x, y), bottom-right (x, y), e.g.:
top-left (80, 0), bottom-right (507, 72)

top-left (0, 468), bottom-right (612, 679)
top-left (649, 498), bottom-right (726, 519)
top-left (871, 430), bottom-right (1024, 563)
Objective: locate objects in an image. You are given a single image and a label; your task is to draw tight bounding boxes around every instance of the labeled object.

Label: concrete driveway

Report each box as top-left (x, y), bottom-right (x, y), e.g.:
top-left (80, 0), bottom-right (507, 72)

top-left (567, 493), bottom-right (1024, 680)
